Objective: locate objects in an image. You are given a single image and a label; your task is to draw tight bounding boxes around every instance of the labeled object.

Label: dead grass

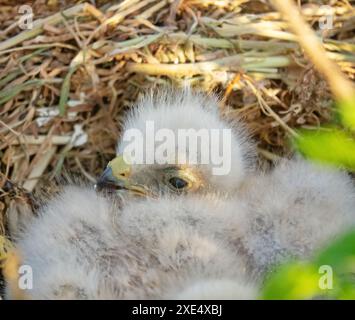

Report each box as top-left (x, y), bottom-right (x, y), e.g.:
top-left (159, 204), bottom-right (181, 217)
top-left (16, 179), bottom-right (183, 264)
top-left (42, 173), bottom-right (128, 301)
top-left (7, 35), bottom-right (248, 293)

top-left (0, 0), bottom-right (354, 237)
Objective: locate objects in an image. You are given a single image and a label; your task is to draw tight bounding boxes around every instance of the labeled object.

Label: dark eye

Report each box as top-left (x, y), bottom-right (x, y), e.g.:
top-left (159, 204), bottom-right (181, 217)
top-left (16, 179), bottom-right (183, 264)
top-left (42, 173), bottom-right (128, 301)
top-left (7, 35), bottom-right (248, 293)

top-left (169, 177), bottom-right (188, 190)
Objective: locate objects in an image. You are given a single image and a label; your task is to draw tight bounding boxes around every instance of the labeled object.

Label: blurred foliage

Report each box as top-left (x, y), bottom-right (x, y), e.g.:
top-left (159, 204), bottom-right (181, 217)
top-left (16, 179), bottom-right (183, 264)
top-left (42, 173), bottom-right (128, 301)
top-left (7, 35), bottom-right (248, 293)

top-left (262, 97), bottom-right (355, 300)
top-left (294, 129), bottom-right (355, 171)
top-left (294, 98), bottom-right (355, 171)
top-left (261, 230), bottom-right (355, 300)
top-left (339, 99), bottom-right (355, 131)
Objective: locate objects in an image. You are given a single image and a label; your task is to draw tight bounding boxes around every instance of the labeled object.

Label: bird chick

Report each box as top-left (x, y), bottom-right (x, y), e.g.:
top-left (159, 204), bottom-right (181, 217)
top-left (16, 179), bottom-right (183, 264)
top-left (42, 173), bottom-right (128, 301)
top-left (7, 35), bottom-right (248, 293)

top-left (6, 88), bottom-right (258, 300)
top-left (236, 159), bottom-right (355, 279)
top-left (96, 88), bottom-right (355, 283)
top-left (96, 88), bottom-right (256, 198)
top-left (6, 88), bottom-right (355, 300)
top-left (7, 186), bottom-right (256, 299)
top-left (11, 160), bottom-right (354, 299)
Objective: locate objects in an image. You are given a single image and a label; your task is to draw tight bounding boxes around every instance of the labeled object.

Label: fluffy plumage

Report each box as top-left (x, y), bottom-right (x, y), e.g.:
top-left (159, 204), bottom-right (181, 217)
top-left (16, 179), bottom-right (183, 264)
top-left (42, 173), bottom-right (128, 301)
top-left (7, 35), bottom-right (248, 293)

top-left (238, 159), bottom-right (355, 278)
top-left (5, 89), bottom-right (355, 299)
top-left (114, 88), bottom-right (256, 196)
top-left (8, 187), bottom-right (255, 299)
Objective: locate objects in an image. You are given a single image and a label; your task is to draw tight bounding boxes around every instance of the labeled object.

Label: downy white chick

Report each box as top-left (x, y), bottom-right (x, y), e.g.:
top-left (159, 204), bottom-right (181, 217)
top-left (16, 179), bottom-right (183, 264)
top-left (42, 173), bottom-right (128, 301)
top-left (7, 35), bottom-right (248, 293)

top-left (236, 158), bottom-right (355, 279)
top-left (7, 186), bottom-right (256, 299)
top-left (97, 88), bottom-right (355, 283)
top-left (6, 88), bottom-right (355, 299)
top-left (96, 88), bottom-right (256, 198)
top-left (6, 89), bottom-right (257, 299)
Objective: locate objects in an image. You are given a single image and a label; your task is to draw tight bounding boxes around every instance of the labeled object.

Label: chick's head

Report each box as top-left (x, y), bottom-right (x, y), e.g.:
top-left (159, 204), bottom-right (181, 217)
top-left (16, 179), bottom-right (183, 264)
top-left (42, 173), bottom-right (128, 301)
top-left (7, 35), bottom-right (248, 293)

top-left (96, 89), bottom-right (255, 198)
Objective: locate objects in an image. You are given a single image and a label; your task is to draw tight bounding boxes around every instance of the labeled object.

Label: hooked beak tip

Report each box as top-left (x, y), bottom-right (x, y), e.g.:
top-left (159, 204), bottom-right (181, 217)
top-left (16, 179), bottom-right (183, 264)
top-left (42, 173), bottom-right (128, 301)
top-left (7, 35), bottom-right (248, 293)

top-left (95, 166), bottom-right (123, 192)
top-left (95, 157), bottom-right (150, 197)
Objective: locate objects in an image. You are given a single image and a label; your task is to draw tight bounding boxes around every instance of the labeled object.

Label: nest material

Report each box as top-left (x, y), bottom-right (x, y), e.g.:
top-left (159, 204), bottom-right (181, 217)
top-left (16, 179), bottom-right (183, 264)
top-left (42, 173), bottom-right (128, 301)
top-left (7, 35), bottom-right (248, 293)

top-left (0, 0), bottom-right (354, 234)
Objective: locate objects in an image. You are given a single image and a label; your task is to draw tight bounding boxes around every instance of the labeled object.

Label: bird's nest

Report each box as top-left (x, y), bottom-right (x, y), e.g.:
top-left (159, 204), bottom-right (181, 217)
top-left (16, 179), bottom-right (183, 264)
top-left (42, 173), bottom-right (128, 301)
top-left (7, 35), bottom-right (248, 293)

top-left (0, 0), bottom-right (354, 236)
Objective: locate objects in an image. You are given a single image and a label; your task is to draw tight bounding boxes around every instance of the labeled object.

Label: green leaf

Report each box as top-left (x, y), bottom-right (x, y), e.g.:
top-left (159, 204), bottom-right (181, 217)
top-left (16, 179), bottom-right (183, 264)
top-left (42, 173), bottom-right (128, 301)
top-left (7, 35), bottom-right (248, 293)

top-left (261, 262), bottom-right (320, 300)
top-left (338, 98), bottom-right (355, 130)
top-left (315, 230), bottom-right (355, 275)
top-left (314, 230), bottom-right (355, 299)
top-left (294, 129), bottom-right (355, 171)
top-left (261, 230), bottom-right (355, 300)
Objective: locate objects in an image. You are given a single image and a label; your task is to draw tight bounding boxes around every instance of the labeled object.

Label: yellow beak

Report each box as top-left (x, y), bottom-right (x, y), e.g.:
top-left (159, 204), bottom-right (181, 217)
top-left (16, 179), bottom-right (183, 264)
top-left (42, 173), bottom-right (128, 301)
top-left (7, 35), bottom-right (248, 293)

top-left (95, 155), bottom-right (150, 197)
